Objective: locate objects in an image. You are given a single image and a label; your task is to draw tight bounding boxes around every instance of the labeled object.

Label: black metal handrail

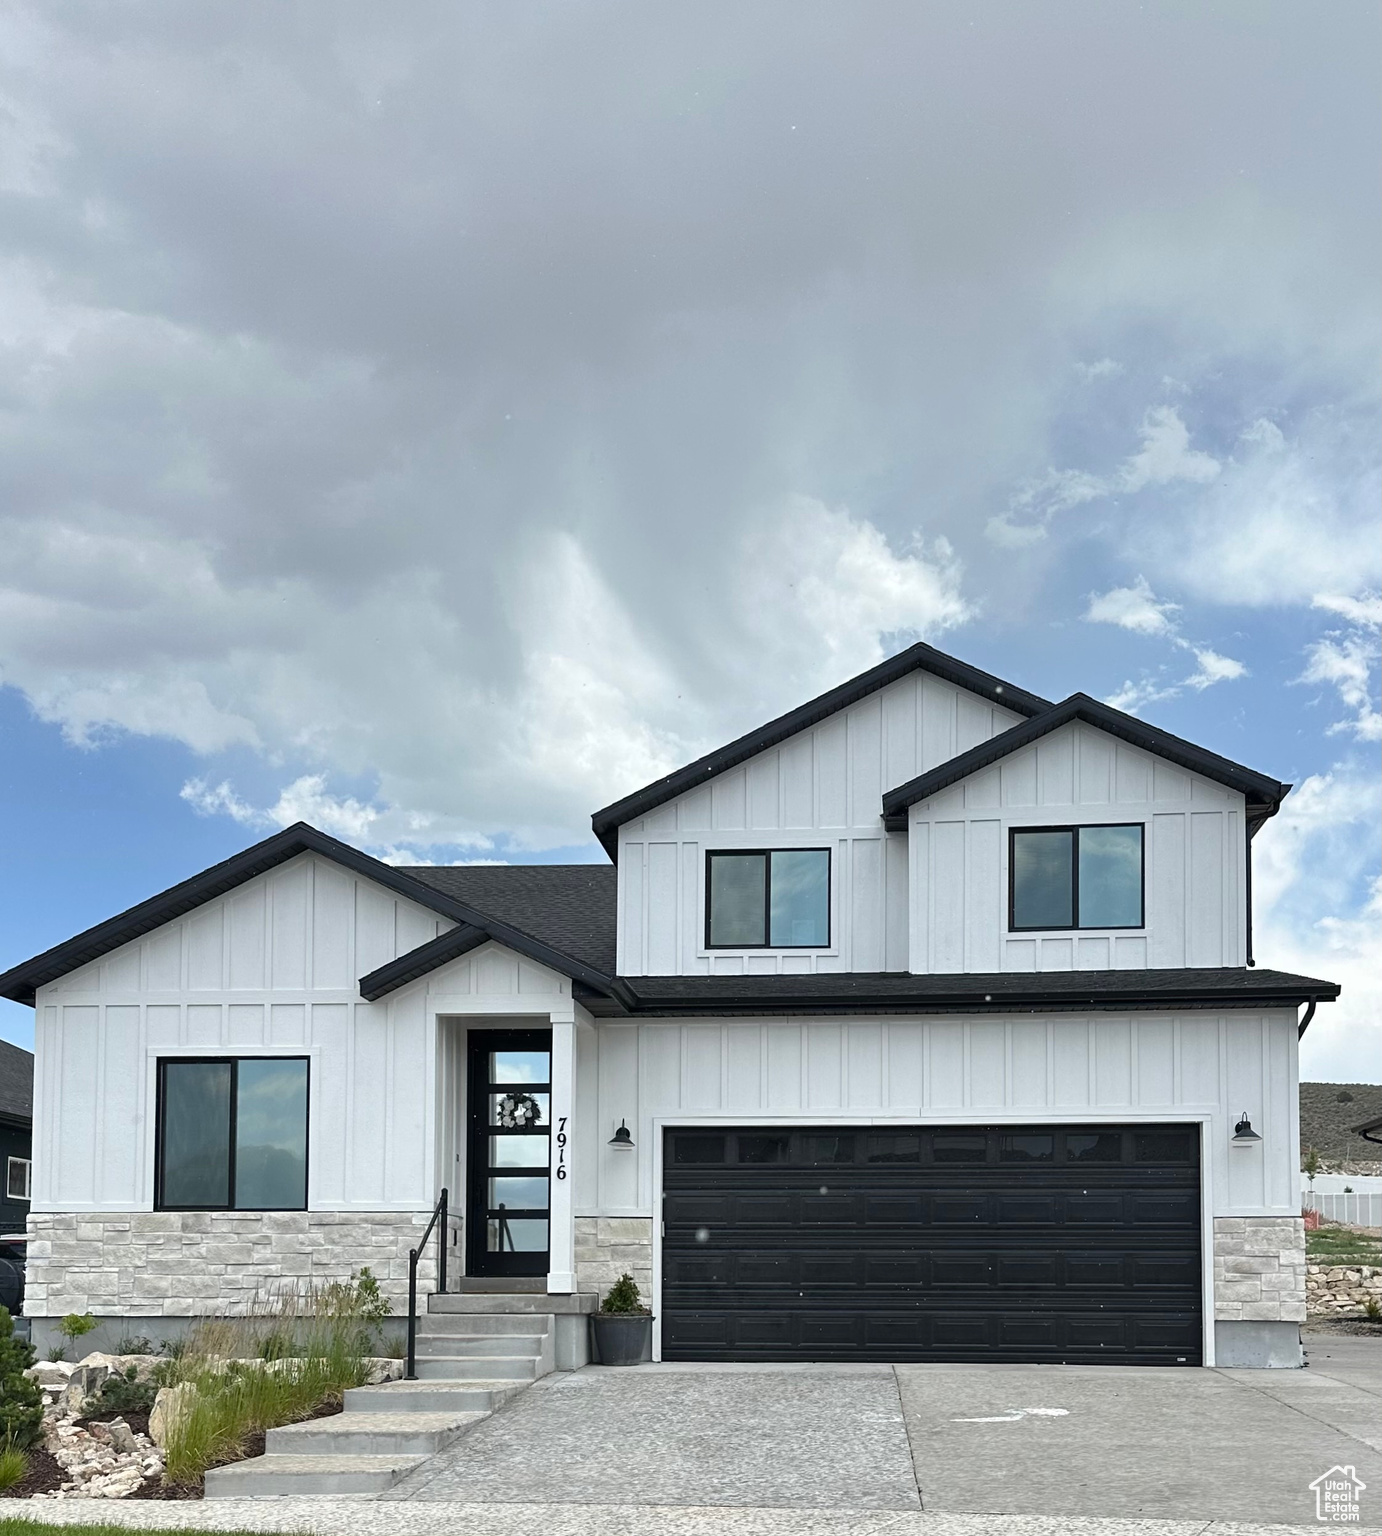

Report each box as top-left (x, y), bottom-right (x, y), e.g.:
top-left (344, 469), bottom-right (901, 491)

top-left (404, 1186), bottom-right (448, 1381)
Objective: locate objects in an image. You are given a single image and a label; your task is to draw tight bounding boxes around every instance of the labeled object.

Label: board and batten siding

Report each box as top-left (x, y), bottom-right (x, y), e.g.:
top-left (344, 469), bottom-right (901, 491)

top-left (573, 1010), bottom-right (1298, 1220)
top-left (617, 671), bottom-right (1022, 976)
top-left (30, 856), bottom-right (567, 1214)
top-left (907, 720), bottom-right (1247, 973)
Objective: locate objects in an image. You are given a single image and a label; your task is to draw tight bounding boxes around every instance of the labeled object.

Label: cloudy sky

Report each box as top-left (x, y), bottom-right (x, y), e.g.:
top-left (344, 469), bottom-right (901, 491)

top-left (0, 2), bottom-right (1377, 1078)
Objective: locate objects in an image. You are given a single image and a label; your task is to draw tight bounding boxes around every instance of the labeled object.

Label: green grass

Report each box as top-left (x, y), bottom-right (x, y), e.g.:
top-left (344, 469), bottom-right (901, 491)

top-left (1308, 1224), bottom-right (1382, 1263)
top-left (0, 1445), bottom-right (26, 1494)
top-left (0, 1525), bottom-right (302, 1536)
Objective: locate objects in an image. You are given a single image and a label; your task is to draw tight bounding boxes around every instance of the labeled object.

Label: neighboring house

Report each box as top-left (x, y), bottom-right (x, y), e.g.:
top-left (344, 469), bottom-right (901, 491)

top-left (0, 642), bottom-right (1341, 1368)
top-left (0, 1040), bottom-right (33, 1235)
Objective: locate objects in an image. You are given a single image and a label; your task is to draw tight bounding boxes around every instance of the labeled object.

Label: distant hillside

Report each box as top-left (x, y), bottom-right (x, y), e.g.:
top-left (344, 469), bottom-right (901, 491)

top-left (1300, 1081), bottom-right (1382, 1168)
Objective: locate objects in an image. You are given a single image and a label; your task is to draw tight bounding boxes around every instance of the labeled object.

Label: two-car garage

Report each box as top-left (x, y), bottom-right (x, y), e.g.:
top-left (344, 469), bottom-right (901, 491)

top-left (661, 1123), bottom-right (1203, 1367)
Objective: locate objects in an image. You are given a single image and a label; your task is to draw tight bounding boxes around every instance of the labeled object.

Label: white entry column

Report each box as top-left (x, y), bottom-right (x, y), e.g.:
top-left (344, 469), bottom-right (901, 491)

top-left (546, 1012), bottom-right (576, 1292)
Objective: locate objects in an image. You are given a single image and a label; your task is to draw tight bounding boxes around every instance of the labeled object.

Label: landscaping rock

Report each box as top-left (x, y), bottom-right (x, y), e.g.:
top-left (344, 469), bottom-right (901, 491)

top-left (26, 1361), bottom-right (74, 1390)
top-left (38, 1406), bottom-right (163, 1499)
top-left (60, 1364), bottom-right (109, 1416)
top-left (148, 1382), bottom-right (194, 1448)
top-left (106, 1418), bottom-right (138, 1454)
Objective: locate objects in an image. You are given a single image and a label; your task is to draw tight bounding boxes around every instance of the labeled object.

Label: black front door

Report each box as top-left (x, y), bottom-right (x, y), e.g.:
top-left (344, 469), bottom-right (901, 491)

top-left (466, 1029), bottom-right (552, 1278)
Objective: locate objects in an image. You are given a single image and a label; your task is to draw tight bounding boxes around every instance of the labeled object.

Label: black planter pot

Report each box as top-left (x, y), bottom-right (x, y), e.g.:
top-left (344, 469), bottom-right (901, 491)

top-left (590, 1311), bottom-right (653, 1366)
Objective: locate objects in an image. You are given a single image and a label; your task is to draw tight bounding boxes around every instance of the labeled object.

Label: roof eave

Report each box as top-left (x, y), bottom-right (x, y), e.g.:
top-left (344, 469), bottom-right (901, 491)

top-left (578, 972), bottom-right (1340, 1019)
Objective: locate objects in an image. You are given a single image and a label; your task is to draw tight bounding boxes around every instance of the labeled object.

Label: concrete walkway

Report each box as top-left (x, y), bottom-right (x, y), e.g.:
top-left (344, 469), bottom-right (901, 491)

top-left (9, 1500), bottom-right (1367, 1535)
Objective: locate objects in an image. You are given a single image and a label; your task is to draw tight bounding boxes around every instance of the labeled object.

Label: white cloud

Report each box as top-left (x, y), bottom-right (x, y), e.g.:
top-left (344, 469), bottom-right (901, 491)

top-left (1253, 771), bottom-right (1382, 1081)
top-left (1300, 592), bottom-right (1381, 741)
top-left (1084, 576), bottom-right (1179, 637)
top-left (145, 501), bottom-right (970, 854)
top-left (988, 406), bottom-right (1220, 547)
top-left (1314, 592), bottom-right (1382, 626)
top-left (1115, 406), bottom-right (1221, 493)
top-left (1084, 576), bottom-right (1246, 710)
top-left (1132, 413), bottom-right (1381, 607)
top-left (1074, 358), bottom-right (1123, 381)
top-left (1185, 646), bottom-right (1246, 690)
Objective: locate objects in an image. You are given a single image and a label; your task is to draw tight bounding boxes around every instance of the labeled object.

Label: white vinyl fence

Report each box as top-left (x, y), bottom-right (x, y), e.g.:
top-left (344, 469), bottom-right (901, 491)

top-left (1304, 1190), bottom-right (1382, 1229)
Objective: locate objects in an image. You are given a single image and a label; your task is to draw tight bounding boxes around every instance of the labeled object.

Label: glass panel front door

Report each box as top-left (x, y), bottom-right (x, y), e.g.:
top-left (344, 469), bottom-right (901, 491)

top-left (466, 1029), bottom-right (551, 1277)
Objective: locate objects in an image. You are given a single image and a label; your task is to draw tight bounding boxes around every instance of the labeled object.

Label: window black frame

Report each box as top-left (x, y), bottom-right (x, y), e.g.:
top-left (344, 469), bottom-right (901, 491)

top-left (1008, 822), bottom-right (1146, 933)
top-left (154, 1055), bottom-right (311, 1212)
top-left (704, 848), bottom-right (832, 950)
top-left (6, 1157), bottom-right (30, 1201)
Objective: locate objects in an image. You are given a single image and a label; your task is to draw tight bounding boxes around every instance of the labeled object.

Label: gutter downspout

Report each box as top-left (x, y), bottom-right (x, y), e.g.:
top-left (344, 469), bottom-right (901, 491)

top-left (1297, 996), bottom-right (1318, 1040)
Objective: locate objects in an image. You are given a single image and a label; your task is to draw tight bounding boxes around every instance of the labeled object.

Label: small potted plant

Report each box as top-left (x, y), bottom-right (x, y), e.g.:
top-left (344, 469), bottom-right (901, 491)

top-left (590, 1273), bottom-right (652, 1366)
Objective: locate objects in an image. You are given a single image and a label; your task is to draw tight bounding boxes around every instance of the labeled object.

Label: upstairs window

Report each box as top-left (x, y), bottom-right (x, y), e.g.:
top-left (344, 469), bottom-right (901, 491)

top-left (156, 1057), bottom-right (309, 1211)
top-left (706, 849), bottom-right (830, 948)
top-left (1009, 824), bottom-right (1144, 931)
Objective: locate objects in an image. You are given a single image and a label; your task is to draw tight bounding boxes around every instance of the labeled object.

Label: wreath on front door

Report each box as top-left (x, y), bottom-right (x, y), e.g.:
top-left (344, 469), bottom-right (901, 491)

top-left (496, 1091), bottom-right (542, 1129)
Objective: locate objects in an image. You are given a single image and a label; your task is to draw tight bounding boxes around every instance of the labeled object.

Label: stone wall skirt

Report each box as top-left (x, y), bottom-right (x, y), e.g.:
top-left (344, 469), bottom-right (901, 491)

top-left (24, 1211), bottom-right (438, 1318)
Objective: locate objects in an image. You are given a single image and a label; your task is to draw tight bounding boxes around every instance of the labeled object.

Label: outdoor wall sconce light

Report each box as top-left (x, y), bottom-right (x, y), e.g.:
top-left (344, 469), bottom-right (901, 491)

top-left (1232, 1112), bottom-right (1262, 1145)
top-left (608, 1120), bottom-right (635, 1149)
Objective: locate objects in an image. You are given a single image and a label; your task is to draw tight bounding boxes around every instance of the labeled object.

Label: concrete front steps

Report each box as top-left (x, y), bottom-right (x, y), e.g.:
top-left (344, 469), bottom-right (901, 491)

top-left (203, 1308), bottom-right (562, 1499)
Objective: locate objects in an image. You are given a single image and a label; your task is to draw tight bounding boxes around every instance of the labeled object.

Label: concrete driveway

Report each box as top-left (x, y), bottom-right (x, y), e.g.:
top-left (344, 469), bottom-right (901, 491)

top-left (384, 1331), bottom-right (1382, 1530)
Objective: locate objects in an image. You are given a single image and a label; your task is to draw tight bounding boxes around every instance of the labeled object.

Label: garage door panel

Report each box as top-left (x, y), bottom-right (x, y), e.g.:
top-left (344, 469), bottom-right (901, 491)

top-left (1064, 1193), bottom-right (1126, 1223)
top-left (1129, 1191), bottom-right (1199, 1224)
top-left (864, 1255), bottom-right (927, 1286)
top-left (996, 1253), bottom-right (1059, 1286)
top-left (662, 1121), bottom-right (1202, 1366)
top-left (1131, 1252), bottom-right (1201, 1287)
top-left (931, 1253), bottom-right (990, 1286)
top-left (800, 1253), bottom-right (860, 1286)
top-left (1065, 1252), bottom-right (1128, 1286)
top-left (996, 1195), bottom-right (1060, 1223)
top-left (931, 1194), bottom-right (989, 1223)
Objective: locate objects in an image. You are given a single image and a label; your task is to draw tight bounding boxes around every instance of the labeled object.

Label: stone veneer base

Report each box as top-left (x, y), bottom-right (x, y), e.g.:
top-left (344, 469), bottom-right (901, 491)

top-left (1212, 1216), bottom-right (1306, 1324)
top-left (24, 1210), bottom-right (438, 1320)
top-left (575, 1216), bottom-right (653, 1304)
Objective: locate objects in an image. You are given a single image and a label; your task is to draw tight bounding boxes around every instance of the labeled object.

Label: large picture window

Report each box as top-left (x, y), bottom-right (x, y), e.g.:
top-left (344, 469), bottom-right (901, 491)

top-left (706, 849), bottom-right (830, 948)
top-left (1009, 824), bottom-right (1144, 931)
top-left (156, 1057), bottom-right (309, 1211)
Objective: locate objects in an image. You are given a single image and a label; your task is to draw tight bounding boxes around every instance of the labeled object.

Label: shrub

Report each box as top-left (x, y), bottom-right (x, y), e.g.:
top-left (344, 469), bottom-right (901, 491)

top-left (89, 1365), bottom-right (158, 1417)
top-left (58, 1314), bottom-right (97, 1350)
top-left (0, 1308), bottom-right (42, 1450)
top-left (45, 1347), bottom-right (66, 1364)
top-left (0, 1440), bottom-right (26, 1492)
top-left (1365, 1296), bottom-right (1381, 1322)
top-left (114, 1335), bottom-right (155, 1356)
top-left (601, 1274), bottom-right (646, 1314)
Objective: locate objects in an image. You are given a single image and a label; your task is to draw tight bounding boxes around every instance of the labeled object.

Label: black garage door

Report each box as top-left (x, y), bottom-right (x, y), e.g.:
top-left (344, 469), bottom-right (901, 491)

top-left (662, 1123), bottom-right (1201, 1366)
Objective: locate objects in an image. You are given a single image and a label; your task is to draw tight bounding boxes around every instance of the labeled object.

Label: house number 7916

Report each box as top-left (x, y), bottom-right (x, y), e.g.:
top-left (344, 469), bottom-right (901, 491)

top-left (555, 1116), bottom-right (568, 1180)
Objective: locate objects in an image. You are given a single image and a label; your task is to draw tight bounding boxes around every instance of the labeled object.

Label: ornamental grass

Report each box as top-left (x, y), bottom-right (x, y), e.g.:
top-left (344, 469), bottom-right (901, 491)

top-left (159, 1270), bottom-right (386, 1487)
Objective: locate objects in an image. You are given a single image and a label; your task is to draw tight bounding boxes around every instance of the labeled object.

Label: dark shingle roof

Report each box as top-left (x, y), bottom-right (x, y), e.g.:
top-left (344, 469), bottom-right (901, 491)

top-left (0, 1040), bottom-right (33, 1124)
top-left (0, 825), bottom-right (617, 1006)
top-left (578, 967), bottom-right (1339, 1018)
top-left (401, 865), bottom-right (617, 978)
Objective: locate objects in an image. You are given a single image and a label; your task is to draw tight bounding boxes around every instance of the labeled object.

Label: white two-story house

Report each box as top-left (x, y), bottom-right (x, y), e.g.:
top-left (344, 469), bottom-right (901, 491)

top-left (0, 642), bottom-right (1339, 1368)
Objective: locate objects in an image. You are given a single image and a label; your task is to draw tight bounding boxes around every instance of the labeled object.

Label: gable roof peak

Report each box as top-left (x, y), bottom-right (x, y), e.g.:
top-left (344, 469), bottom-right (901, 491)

top-left (590, 638), bottom-right (1051, 858)
top-left (881, 691), bottom-right (1289, 827)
